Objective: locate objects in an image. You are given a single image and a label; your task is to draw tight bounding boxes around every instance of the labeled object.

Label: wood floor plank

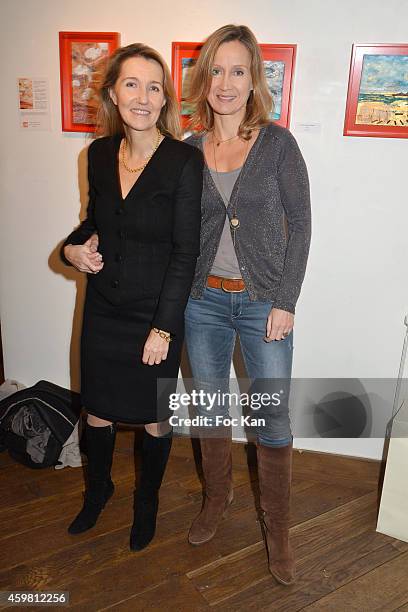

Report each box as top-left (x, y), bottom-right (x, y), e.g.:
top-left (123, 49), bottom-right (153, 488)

top-left (0, 483), bottom-right (258, 591)
top-left (211, 495), bottom-right (407, 611)
top-left (0, 471), bottom-right (373, 586)
top-left (32, 509), bottom-right (263, 609)
top-left (191, 494), bottom-right (377, 606)
top-left (0, 451), bottom-right (200, 516)
top-left (0, 482), bottom-right (373, 609)
top-left (0, 432), bottom-right (198, 499)
top-left (0, 478), bottom-right (198, 544)
top-left (99, 576), bottom-right (209, 611)
top-left (0, 433), bottom-right (402, 612)
top-left (0, 451), bottom-right (201, 518)
top-left (0, 454), bottom-right (134, 511)
top-left (0, 451), bottom-right (15, 469)
top-left (292, 449), bottom-right (380, 490)
top-left (0, 475), bottom-right (201, 572)
top-left (302, 551), bottom-right (408, 611)
top-left (215, 538), bottom-right (404, 611)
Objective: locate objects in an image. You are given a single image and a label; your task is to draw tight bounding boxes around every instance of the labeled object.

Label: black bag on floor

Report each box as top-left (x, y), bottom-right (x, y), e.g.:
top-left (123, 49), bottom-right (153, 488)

top-left (0, 380), bottom-right (81, 468)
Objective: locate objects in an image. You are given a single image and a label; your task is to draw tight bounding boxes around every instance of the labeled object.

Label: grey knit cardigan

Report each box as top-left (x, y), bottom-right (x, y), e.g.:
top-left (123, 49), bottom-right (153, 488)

top-left (185, 123), bottom-right (311, 314)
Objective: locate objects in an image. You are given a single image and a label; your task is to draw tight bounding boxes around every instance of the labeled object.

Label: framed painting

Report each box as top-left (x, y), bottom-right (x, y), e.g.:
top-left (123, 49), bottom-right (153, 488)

top-left (344, 44), bottom-right (408, 138)
top-left (171, 42), bottom-right (296, 130)
top-left (59, 31), bottom-right (120, 132)
top-left (171, 42), bottom-right (202, 130)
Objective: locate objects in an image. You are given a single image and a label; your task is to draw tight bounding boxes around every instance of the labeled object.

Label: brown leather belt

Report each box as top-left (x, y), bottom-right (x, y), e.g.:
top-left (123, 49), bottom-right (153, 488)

top-left (207, 274), bottom-right (246, 293)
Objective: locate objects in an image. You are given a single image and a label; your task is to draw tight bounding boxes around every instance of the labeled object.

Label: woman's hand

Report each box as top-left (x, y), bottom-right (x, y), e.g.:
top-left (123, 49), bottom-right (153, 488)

top-left (265, 308), bottom-right (294, 342)
top-left (88, 233), bottom-right (99, 254)
top-left (142, 329), bottom-right (170, 365)
top-left (64, 235), bottom-right (103, 274)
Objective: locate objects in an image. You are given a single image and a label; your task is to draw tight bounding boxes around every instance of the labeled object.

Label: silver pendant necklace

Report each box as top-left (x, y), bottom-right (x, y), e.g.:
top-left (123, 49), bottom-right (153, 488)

top-left (211, 133), bottom-right (250, 244)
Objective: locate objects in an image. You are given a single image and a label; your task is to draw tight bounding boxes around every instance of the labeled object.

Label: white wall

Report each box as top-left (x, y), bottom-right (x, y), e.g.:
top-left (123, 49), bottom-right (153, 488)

top-left (1, 0), bottom-right (407, 458)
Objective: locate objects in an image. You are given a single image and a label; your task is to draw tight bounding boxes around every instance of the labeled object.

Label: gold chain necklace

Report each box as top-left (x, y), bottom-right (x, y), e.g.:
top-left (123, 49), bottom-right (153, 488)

top-left (211, 133), bottom-right (250, 245)
top-left (213, 132), bottom-right (239, 147)
top-left (120, 128), bottom-right (162, 173)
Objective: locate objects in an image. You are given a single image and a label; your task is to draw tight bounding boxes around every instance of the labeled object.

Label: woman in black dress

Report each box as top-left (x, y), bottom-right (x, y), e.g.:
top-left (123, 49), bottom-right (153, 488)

top-left (61, 43), bottom-right (203, 550)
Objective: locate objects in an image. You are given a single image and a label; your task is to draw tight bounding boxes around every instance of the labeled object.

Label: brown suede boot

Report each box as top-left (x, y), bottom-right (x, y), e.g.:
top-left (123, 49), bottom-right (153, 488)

top-left (188, 428), bottom-right (233, 545)
top-left (257, 442), bottom-right (296, 585)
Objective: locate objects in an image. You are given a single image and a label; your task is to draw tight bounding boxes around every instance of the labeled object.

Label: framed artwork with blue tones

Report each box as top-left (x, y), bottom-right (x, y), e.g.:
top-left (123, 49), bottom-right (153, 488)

top-left (172, 42), bottom-right (296, 130)
top-left (344, 44), bottom-right (408, 138)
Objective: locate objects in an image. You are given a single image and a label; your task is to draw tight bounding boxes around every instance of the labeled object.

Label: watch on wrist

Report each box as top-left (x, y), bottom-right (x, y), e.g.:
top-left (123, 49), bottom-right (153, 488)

top-left (152, 327), bottom-right (172, 342)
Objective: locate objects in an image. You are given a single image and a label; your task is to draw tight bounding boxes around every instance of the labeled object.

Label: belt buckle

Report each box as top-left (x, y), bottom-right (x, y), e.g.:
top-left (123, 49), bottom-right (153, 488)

top-left (221, 278), bottom-right (244, 293)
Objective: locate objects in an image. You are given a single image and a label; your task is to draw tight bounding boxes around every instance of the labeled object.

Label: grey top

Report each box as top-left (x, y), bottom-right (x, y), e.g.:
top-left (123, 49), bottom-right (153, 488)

top-left (185, 123), bottom-right (311, 314)
top-left (209, 166), bottom-right (242, 278)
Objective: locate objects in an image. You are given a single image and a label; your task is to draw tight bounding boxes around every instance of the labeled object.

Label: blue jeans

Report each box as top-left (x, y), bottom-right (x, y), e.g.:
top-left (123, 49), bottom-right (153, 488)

top-left (184, 287), bottom-right (293, 447)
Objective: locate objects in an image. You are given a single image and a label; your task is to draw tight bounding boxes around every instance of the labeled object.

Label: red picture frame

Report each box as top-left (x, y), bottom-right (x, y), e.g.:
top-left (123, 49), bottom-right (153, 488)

top-left (171, 42), bottom-right (296, 130)
top-left (59, 31), bottom-right (120, 132)
top-left (171, 42), bottom-right (202, 130)
top-left (344, 44), bottom-right (408, 138)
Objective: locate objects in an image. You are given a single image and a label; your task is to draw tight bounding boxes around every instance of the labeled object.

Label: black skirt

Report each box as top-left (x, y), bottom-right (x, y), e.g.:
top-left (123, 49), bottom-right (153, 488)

top-left (80, 282), bottom-right (182, 424)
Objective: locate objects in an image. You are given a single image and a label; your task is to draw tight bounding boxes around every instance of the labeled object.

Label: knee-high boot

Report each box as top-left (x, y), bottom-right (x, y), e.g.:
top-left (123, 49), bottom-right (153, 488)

top-left (68, 422), bottom-right (116, 535)
top-left (188, 427), bottom-right (233, 545)
top-left (130, 429), bottom-right (172, 551)
top-left (256, 441), bottom-right (296, 585)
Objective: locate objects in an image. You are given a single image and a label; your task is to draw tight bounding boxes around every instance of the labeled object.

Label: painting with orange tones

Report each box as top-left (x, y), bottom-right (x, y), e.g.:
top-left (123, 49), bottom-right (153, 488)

top-left (59, 32), bottom-right (120, 132)
top-left (18, 78), bottom-right (34, 109)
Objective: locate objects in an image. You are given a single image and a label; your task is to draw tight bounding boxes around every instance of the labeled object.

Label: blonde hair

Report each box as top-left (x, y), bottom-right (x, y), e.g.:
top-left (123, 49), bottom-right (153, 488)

top-left (188, 25), bottom-right (273, 139)
top-left (97, 43), bottom-right (181, 139)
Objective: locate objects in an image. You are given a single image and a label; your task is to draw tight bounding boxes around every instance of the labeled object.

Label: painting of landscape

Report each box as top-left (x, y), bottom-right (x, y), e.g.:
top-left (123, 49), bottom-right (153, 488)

top-left (356, 54), bottom-right (408, 126)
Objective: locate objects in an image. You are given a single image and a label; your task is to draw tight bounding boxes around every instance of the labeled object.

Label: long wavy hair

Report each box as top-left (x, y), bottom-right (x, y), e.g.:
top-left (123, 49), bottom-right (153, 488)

top-left (188, 24), bottom-right (273, 139)
top-left (96, 43), bottom-right (181, 139)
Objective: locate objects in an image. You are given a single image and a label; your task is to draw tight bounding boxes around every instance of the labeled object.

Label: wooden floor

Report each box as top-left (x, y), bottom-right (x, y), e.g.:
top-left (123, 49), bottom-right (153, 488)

top-left (0, 430), bottom-right (407, 611)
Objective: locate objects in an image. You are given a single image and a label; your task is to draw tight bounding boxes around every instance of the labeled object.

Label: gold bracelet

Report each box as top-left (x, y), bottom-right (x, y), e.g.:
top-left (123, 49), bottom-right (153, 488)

top-left (152, 327), bottom-right (172, 342)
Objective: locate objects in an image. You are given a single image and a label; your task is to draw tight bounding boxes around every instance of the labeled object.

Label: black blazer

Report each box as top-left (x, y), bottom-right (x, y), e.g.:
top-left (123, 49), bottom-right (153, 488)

top-left (62, 135), bottom-right (203, 335)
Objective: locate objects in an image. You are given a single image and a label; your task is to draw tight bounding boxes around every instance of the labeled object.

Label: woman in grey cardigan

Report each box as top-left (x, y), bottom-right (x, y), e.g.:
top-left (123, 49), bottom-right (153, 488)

top-left (184, 25), bottom-right (311, 585)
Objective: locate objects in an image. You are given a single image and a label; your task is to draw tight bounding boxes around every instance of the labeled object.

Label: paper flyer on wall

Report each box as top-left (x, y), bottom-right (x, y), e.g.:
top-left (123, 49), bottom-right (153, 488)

top-left (17, 77), bottom-right (51, 130)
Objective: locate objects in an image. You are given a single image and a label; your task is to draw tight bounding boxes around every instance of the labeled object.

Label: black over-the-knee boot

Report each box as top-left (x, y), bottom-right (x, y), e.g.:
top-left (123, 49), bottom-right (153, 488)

top-left (68, 422), bottom-right (116, 535)
top-left (130, 429), bottom-right (172, 551)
